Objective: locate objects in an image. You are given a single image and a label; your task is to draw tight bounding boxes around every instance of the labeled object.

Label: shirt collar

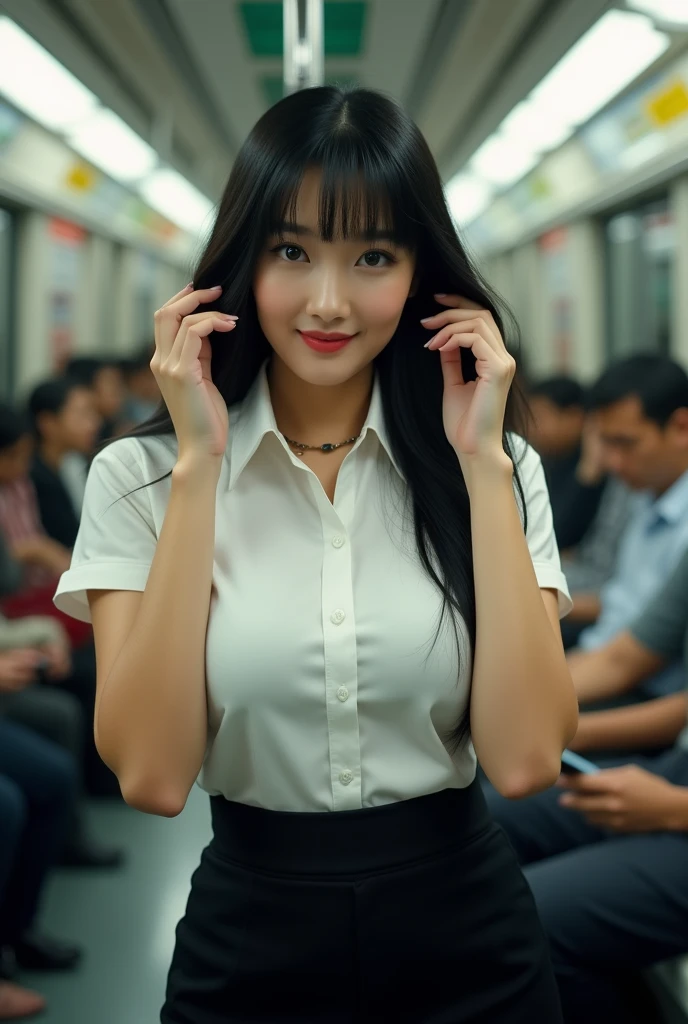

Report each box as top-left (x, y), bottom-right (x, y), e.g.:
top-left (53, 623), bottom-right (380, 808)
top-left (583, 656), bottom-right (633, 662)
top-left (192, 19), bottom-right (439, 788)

top-left (649, 466), bottom-right (688, 525)
top-left (227, 357), bottom-right (404, 490)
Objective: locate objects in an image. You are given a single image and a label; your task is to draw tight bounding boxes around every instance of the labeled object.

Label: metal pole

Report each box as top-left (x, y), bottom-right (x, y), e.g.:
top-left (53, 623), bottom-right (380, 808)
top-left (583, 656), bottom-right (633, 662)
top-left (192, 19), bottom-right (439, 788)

top-left (306, 0), bottom-right (324, 88)
top-left (282, 0), bottom-right (324, 95)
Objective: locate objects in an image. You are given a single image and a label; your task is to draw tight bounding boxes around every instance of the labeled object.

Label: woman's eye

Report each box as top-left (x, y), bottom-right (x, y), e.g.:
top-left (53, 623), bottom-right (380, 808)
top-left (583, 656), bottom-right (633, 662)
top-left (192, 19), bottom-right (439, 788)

top-left (275, 244), bottom-right (306, 262)
top-left (357, 251), bottom-right (392, 268)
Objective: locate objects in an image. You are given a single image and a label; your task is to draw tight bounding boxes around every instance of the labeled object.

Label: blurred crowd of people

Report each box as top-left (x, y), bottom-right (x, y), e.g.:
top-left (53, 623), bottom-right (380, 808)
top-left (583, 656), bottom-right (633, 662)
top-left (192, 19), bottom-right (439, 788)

top-left (3, 345), bottom-right (688, 1019)
top-left (0, 347), bottom-right (159, 1019)
top-left (488, 354), bottom-right (688, 1021)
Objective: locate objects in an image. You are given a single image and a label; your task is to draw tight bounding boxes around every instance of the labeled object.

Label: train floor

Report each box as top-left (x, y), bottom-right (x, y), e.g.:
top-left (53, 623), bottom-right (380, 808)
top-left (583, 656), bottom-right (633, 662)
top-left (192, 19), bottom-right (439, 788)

top-left (22, 783), bottom-right (211, 1024)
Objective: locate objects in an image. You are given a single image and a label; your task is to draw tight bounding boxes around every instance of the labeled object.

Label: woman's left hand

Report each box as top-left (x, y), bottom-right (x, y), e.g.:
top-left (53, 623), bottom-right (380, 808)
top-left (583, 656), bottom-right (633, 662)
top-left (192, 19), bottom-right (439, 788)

top-left (422, 294), bottom-right (516, 466)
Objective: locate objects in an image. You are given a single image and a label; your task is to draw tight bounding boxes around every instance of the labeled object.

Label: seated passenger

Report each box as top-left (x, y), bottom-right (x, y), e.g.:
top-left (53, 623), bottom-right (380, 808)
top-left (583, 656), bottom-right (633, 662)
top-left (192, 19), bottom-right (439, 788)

top-left (567, 354), bottom-right (688, 702)
top-left (121, 345), bottom-right (160, 426)
top-left (0, 605), bottom-right (124, 867)
top-left (0, 405), bottom-right (90, 649)
top-left (529, 376), bottom-right (606, 550)
top-left (488, 553), bottom-right (688, 1022)
top-left (557, 416), bottom-right (633, 649)
top-left (28, 377), bottom-right (100, 549)
top-left (64, 356), bottom-right (128, 442)
top-left (0, 665), bottom-right (80, 1020)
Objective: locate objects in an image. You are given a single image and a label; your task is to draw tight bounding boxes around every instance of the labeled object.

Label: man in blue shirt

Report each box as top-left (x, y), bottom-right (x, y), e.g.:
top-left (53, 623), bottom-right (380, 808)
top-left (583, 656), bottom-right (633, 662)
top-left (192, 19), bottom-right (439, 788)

top-left (566, 356), bottom-right (688, 744)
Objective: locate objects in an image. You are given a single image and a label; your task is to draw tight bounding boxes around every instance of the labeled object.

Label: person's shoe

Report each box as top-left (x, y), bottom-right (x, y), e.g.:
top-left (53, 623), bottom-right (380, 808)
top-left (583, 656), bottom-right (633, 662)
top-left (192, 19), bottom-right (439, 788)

top-left (58, 837), bottom-right (125, 869)
top-left (12, 933), bottom-right (82, 972)
top-left (0, 980), bottom-right (46, 1019)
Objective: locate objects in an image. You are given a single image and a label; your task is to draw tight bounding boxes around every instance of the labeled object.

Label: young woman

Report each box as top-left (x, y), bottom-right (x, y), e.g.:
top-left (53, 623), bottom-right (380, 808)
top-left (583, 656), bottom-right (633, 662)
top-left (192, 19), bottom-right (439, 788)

top-left (54, 86), bottom-right (577, 1022)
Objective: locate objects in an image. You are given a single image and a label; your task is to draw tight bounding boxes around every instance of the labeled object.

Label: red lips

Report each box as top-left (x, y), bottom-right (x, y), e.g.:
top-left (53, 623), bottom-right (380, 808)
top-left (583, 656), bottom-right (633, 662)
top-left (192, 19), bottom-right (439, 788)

top-left (299, 331), bottom-right (355, 341)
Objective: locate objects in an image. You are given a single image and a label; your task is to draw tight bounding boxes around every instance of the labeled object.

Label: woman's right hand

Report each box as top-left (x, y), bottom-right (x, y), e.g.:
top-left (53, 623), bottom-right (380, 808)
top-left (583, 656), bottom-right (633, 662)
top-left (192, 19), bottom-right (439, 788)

top-left (151, 284), bottom-right (237, 463)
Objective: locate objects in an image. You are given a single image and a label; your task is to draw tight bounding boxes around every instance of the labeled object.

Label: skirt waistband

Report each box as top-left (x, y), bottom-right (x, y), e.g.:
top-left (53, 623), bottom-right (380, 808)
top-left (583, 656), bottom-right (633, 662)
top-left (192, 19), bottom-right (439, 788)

top-left (209, 781), bottom-right (492, 877)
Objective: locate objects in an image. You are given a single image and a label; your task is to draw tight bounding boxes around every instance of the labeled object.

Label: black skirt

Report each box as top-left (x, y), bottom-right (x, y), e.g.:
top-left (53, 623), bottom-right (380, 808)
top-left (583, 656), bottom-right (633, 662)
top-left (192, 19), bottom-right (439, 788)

top-left (161, 781), bottom-right (563, 1023)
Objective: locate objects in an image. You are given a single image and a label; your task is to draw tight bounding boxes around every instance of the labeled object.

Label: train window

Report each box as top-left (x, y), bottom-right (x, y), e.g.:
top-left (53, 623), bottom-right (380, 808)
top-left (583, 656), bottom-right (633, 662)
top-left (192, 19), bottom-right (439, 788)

top-left (605, 198), bottom-right (674, 359)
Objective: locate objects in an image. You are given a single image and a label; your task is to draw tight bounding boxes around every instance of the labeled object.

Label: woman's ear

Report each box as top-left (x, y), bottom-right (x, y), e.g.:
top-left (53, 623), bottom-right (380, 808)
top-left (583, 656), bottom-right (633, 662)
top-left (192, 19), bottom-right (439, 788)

top-left (408, 274), bottom-right (419, 299)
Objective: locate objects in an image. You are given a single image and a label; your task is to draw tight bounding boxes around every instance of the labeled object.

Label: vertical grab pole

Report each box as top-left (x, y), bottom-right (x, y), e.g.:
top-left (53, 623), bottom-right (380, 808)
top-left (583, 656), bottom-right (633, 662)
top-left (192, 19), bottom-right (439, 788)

top-left (283, 0), bottom-right (324, 95)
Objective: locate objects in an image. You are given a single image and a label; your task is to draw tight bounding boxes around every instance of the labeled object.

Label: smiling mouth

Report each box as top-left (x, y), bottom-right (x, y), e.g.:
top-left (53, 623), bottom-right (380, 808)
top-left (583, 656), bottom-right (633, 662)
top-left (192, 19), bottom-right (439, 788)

top-left (299, 331), bottom-right (356, 342)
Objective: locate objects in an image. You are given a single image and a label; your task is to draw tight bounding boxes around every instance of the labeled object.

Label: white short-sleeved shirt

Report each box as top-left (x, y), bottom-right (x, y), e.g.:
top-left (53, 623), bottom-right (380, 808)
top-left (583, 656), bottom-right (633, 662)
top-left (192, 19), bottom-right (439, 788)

top-left (55, 357), bottom-right (571, 813)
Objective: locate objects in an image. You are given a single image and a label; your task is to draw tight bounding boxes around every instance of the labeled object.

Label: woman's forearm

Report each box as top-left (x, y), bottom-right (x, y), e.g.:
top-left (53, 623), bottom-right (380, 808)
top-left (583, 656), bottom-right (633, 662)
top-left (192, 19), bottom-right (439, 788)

top-left (466, 455), bottom-right (578, 798)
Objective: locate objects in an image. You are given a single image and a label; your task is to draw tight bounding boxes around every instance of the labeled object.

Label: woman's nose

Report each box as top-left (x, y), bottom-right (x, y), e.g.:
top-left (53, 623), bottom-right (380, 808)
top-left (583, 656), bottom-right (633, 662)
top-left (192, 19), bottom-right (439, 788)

top-left (304, 270), bottom-right (351, 322)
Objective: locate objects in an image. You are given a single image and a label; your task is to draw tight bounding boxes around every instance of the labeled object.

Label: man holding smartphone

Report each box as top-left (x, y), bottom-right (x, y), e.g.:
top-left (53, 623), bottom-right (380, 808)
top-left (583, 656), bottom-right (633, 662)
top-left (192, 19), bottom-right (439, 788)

top-left (490, 545), bottom-right (688, 1024)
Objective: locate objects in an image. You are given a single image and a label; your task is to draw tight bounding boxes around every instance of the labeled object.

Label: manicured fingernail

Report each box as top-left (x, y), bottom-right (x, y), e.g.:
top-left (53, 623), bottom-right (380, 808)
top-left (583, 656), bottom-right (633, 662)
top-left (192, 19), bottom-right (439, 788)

top-left (185, 282), bottom-right (194, 289)
top-left (221, 314), bottom-right (239, 320)
top-left (211, 284), bottom-right (222, 291)
top-left (423, 340), bottom-right (433, 348)
top-left (420, 316), bottom-right (433, 323)
top-left (435, 292), bottom-right (447, 297)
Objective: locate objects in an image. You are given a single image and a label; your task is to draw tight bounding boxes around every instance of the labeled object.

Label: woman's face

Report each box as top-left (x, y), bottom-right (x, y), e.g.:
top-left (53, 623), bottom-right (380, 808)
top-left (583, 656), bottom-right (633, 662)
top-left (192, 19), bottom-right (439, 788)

top-left (253, 168), bottom-right (416, 386)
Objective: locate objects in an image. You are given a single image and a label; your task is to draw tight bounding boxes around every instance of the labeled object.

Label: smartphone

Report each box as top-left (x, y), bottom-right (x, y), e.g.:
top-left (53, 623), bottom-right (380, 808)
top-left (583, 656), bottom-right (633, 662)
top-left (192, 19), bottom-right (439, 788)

top-left (560, 749), bottom-right (600, 775)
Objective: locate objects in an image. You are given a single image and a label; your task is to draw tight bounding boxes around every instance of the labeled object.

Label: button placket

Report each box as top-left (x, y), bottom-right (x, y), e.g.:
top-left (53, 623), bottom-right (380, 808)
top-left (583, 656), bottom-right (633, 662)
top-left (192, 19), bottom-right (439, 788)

top-left (321, 499), bottom-right (361, 810)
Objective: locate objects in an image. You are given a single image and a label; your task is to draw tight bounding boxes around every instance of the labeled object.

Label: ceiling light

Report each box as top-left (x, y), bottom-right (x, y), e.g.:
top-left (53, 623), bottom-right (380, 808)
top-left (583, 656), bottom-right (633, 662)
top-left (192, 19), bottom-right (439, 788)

top-left (470, 135), bottom-right (540, 189)
top-left (0, 15), bottom-right (98, 130)
top-left (627, 0), bottom-right (688, 28)
top-left (445, 173), bottom-right (493, 226)
top-left (500, 99), bottom-right (574, 154)
top-left (67, 108), bottom-right (157, 183)
top-left (139, 168), bottom-right (215, 234)
top-left (530, 9), bottom-right (669, 129)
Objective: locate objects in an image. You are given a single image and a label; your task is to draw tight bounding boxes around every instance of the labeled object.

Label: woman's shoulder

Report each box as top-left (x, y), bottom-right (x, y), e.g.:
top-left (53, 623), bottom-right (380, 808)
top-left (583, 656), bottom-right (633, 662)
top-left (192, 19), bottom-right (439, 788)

top-left (91, 433), bottom-right (178, 481)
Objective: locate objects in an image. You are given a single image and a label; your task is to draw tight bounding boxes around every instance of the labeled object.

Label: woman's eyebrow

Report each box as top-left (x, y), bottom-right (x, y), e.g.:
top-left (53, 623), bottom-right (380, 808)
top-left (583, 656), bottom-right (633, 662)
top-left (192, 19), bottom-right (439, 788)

top-left (274, 221), bottom-right (395, 242)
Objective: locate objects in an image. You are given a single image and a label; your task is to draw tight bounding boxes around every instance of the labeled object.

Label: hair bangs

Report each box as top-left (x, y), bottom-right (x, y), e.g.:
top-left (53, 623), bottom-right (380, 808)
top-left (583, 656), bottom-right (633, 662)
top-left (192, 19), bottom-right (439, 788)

top-left (266, 143), bottom-right (419, 251)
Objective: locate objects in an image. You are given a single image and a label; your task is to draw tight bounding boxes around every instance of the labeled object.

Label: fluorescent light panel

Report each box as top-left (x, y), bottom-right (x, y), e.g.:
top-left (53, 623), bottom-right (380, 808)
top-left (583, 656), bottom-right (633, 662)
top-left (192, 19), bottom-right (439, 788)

top-left (139, 169), bottom-right (215, 234)
top-left (531, 9), bottom-right (669, 129)
top-left (451, 7), bottom-right (669, 226)
top-left (627, 0), bottom-right (688, 28)
top-left (0, 15), bottom-right (98, 130)
top-left (0, 15), bottom-right (216, 234)
top-left (67, 108), bottom-right (157, 183)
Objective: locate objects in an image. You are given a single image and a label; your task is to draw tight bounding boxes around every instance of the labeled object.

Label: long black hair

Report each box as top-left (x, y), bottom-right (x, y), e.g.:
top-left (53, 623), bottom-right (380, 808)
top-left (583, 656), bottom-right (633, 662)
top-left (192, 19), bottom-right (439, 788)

top-left (120, 85), bottom-right (529, 752)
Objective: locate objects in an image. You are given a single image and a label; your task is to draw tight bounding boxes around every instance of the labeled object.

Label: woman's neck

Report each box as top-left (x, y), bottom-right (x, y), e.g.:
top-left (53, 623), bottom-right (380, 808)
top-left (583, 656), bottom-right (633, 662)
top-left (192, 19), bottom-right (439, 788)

top-left (267, 356), bottom-right (374, 444)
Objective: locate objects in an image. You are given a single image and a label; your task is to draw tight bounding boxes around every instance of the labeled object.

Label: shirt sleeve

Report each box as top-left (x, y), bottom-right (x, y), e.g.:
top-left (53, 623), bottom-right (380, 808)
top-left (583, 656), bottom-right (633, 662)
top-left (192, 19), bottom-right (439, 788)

top-left (628, 547), bottom-right (688, 661)
top-left (512, 436), bottom-right (573, 619)
top-left (53, 440), bottom-right (160, 623)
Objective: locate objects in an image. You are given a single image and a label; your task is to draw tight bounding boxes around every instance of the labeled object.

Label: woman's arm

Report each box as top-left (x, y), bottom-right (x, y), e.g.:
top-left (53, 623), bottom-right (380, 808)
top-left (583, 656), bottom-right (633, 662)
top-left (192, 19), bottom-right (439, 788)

top-left (422, 294), bottom-right (577, 800)
top-left (467, 456), bottom-right (578, 800)
top-left (88, 460), bottom-right (217, 816)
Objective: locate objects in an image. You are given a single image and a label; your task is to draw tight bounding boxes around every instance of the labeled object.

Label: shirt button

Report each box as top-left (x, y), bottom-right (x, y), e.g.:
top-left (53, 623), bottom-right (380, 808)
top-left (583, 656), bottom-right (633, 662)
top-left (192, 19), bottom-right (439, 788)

top-left (332, 535), bottom-right (345, 548)
top-left (330, 609), bottom-right (346, 625)
top-left (336, 686), bottom-right (349, 702)
top-left (339, 769), bottom-right (354, 785)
